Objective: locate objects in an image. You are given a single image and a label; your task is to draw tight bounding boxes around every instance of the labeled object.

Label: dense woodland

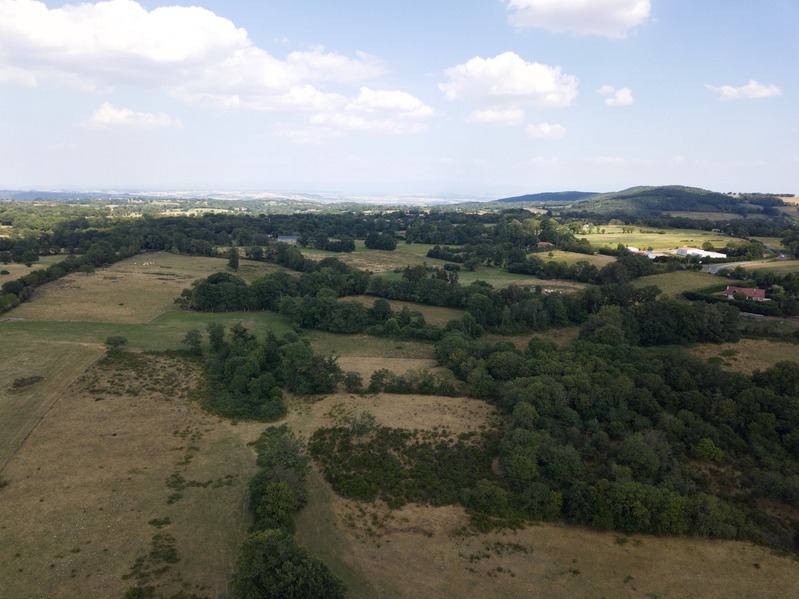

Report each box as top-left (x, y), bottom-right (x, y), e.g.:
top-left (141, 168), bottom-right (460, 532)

top-left (3, 193), bottom-right (799, 591)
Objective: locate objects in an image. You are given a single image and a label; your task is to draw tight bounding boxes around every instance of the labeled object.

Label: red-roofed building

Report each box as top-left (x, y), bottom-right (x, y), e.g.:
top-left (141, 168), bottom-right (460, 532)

top-left (723, 286), bottom-right (767, 301)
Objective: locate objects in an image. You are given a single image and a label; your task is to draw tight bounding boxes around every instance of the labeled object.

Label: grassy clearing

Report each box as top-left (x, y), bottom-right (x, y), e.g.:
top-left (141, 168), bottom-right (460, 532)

top-left (457, 268), bottom-right (590, 292)
top-left (344, 295), bottom-right (465, 326)
top-left (666, 211), bottom-right (748, 220)
top-left (306, 332), bottom-right (435, 361)
top-left (585, 226), bottom-right (732, 251)
top-left (0, 352), bottom-right (263, 599)
top-left (632, 270), bottom-right (737, 297)
top-left (539, 250), bottom-right (616, 268)
top-left (304, 246), bottom-right (449, 274)
top-left (0, 340), bottom-right (104, 469)
top-left (1, 311), bottom-right (292, 352)
top-left (0, 255), bottom-right (63, 279)
top-left (6, 253), bottom-right (246, 324)
top-left (691, 339), bottom-right (799, 374)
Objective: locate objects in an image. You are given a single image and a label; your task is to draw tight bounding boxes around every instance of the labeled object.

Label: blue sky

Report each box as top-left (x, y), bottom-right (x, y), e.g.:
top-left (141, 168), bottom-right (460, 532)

top-left (0, 0), bottom-right (796, 197)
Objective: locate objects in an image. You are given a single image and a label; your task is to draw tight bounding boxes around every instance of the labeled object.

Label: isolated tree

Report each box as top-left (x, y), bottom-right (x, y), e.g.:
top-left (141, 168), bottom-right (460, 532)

top-left (105, 336), bottom-right (128, 352)
top-left (227, 246), bottom-right (240, 271)
top-left (181, 329), bottom-right (203, 355)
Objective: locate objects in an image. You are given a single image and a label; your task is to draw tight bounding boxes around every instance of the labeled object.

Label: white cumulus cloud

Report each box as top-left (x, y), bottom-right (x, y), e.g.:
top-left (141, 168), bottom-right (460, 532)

top-left (525, 122), bottom-right (566, 140)
top-left (705, 80), bottom-right (782, 101)
top-left (467, 107), bottom-right (526, 126)
top-left (504, 0), bottom-right (651, 38)
top-left (84, 102), bottom-right (182, 128)
top-left (597, 85), bottom-right (634, 106)
top-left (346, 88), bottom-right (434, 118)
top-left (0, 1), bottom-right (393, 113)
top-left (440, 52), bottom-right (578, 108)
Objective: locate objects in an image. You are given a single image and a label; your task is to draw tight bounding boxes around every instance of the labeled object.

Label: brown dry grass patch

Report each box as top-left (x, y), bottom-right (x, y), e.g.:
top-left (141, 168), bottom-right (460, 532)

top-left (0, 352), bottom-right (261, 599)
top-left (297, 473), bottom-right (799, 599)
top-left (690, 339), bottom-right (799, 374)
top-left (0, 340), bottom-right (104, 469)
top-left (7, 253), bottom-right (280, 324)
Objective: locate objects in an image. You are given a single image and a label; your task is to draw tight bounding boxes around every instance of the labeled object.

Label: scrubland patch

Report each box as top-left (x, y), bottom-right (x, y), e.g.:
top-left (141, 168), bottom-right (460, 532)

top-left (0, 352), bottom-right (260, 599)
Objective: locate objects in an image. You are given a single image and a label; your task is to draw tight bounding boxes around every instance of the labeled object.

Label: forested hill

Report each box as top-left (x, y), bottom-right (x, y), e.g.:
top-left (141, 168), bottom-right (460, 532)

top-left (495, 191), bottom-right (599, 204)
top-left (565, 185), bottom-right (786, 218)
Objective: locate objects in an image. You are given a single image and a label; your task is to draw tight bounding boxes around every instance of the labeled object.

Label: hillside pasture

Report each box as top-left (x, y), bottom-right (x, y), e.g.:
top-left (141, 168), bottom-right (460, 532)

top-left (0, 352), bottom-right (261, 599)
top-left (632, 270), bottom-right (739, 297)
top-left (585, 227), bottom-right (731, 251)
top-left (535, 250), bottom-right (616, 268)
top-left (0, 255), bottom-right (63, 279)
top-left (5, 253), bottom-right (263, 324)
top-left (743, 260), bottom-right (799, 274)
top-left (666, 211), bottom-right (750, 220)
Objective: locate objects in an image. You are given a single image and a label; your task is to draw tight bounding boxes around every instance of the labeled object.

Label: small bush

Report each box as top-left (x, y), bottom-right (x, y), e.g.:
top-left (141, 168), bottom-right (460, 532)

top-left (12, 375), bottom-right (43, 389)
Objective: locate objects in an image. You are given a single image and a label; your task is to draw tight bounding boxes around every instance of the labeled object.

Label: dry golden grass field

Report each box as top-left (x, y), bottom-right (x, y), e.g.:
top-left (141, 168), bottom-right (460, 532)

top-left (691, 339), bottom-right (799, 374)
top-left (8, 253), bottom-right (278, 324)
top-left (288, 390), bottom-right (799, 599)
top-left (0, 352), bottom-right (262, 599)
top-left (4, 247), bottom-right (799, 598)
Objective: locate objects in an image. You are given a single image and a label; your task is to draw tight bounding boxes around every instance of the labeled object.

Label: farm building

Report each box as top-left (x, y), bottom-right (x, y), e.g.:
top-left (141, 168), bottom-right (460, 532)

top-left (276, 235), bottom-right (301, 244)
top-left (675, 246), bottom-right (727, 259)
top-left (723, 286), bottom-right (767, 301)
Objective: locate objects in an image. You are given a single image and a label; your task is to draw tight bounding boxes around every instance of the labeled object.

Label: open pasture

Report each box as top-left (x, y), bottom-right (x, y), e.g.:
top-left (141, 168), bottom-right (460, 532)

top-left (0, 339), bottom-right (103, 469)
top-left (0, 352), bottom-right (261, 599)
top-left (585, 226), bottom-right (731, 251)
top-left (306, 331), bottom-right (438, 380)
top-left (538, 250), bottom-right (615, 268)
top-left (5, 253), bottom-right (267, 324)
top-left (298, 485), bottom-right (799, 599)
top-left (1, 311), bottom-right (291, 353)
top-left (665, 211), bottom-right (749, 220)
top-left (632, 270), bottom-right (738, 297)
top-left (0, 255), bottom-right (63, 279)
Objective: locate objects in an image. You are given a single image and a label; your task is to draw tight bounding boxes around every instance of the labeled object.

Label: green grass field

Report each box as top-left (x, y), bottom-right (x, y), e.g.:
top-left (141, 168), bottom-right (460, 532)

top-left (585, 226), bottom-right (733, 251)
top-left (632, 270), bottom-right (743, 297)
